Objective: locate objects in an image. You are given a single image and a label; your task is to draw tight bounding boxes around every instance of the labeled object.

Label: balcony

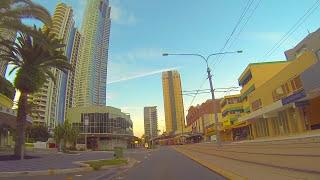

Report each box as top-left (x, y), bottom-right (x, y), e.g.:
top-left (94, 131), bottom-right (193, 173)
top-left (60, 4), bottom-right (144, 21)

top-left (222, 103), bottom-right (243, 116)
top-left (222, 113), bottom-right (243, 127)
top-left (0, 104), bottom-right (33, 129)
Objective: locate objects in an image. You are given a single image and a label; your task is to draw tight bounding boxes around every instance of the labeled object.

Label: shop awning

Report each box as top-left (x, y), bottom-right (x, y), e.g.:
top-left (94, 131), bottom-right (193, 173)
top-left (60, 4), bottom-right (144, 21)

top-left (231, 122), bottom-right (248, 129)
top-left (238, 100), bottom-right (283, 123)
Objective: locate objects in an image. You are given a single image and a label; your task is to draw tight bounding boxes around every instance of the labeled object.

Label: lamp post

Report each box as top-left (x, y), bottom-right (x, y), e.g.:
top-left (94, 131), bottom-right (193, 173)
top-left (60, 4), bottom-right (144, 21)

top-left (162, 50), bottom-right (242, 147)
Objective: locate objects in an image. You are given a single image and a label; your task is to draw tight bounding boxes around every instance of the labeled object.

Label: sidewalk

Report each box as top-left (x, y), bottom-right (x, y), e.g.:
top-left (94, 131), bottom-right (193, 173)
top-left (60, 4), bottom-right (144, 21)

top-left (0, 151), bottom-right (113, 172)
top-left (234, 130), bottom-right (320, 144)
top-left (174, 140), bottom-right (320, 180)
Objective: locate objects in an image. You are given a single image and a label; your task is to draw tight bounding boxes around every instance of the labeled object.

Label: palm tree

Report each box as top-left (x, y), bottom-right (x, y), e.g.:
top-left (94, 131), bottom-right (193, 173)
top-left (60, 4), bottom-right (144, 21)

top-left (0, 0), bottom-right (52, 30)
top-left (64, 121), bottom-right (79, 151)
top-left (0, 27), bottom-right (71, 159)
top-left (68, 124), bottom-right (79, 150)
top-left (54, 123), bottom-right (64, 152)
top-left (54, 121), bottom-right (79, 152)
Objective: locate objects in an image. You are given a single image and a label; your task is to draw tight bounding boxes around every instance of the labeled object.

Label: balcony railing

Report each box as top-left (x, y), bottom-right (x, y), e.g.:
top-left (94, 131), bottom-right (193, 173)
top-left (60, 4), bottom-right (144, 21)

top-left (0, 105), bottom-right (32, 123)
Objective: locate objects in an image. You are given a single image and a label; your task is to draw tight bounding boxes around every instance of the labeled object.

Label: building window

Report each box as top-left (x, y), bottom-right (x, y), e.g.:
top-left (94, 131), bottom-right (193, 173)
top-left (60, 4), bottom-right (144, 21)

top-left (251, 99), bottom-right (262, 111)
top-left (272, 83), bottom-right (291, 102)
top-left (290, 76), bottom-right (303, 92)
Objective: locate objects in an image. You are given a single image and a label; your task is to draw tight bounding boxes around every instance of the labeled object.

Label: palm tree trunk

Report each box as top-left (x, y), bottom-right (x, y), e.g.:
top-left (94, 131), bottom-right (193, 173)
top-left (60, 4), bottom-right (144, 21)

top-left (14, 91), bottom-right (28, 159)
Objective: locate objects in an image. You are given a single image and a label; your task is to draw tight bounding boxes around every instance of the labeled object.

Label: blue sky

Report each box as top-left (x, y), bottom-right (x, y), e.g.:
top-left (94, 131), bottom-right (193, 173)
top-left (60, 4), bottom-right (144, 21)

top-left (6, 0), bottom-right (320, 137)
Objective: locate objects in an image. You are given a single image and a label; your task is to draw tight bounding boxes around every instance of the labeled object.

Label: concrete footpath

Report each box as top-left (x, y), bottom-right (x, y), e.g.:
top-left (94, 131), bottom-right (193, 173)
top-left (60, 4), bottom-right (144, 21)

top-left (174, 139), bottom-right (320, 180)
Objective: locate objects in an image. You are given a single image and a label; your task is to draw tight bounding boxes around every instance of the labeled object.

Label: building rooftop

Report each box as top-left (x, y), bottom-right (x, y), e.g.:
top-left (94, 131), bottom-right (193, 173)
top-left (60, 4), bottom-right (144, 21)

top-left (238, 61), bottom-right (289, 85)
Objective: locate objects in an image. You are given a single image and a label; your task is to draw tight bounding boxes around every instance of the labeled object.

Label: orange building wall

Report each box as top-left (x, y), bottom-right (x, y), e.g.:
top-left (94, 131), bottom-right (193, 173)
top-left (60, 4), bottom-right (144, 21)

top-left (307, 96), bottom-right (320, 128)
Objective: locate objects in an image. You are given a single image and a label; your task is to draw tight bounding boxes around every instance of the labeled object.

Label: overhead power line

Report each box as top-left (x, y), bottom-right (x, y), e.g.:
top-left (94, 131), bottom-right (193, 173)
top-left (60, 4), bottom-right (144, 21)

top-left (216, 0), bottom-right (254, 57)
top-left (182, 87), bottom-right (240, 93)
top-left (264, 0), bottom-right (320, 58)
top-left (212, 0), bottom-right (258, 68)
top-left (185, 0), bottom-right (256, 110)
top-left (227, 0), bottom-right (262, 49)
top-left (183, 89), bottom-right (240, 96)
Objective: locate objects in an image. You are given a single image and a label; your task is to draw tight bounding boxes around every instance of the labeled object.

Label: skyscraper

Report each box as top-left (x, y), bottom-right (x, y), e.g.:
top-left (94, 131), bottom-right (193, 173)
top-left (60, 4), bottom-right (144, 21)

top-left (0, 28), bottom-right (16, 77)
top-left (75, 0), bottom-right (111, 107)
top-left (31, 3), bottom-right (76, 127)
top-left (66, 29), bottom-right (81, 109)
top-left (162, 70), bottom-right (185, 134)
top-left (144, 106), bottom-right (158, 139)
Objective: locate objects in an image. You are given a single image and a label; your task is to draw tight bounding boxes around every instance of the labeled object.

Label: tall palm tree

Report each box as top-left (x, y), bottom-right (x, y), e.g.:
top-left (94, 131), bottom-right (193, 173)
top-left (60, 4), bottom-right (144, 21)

top-left (0, 0), bottom-right (52, 63)
top-left (54, 123), bottom-right (64, 152)
top-left (0, 27), bottom-right (71, 159)
top-left (54, 121), bottom-right (79, 152)
top-left (0, 0), bottom-right (52, 29)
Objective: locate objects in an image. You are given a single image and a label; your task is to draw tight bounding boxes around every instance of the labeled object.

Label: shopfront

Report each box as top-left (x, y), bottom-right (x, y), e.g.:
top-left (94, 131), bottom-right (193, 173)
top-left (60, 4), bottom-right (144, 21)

top-left (301, 61), bottom-right (320, 129)
top-left (231, 122), bottom-right (252, 141)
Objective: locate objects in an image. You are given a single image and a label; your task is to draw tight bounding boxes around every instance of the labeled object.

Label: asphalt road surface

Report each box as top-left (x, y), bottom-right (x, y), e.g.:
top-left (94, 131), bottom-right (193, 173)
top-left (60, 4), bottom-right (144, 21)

top-left (119, 147), bottom-right (225, 180)
top-left (3, 147), bottom-right (225, 180)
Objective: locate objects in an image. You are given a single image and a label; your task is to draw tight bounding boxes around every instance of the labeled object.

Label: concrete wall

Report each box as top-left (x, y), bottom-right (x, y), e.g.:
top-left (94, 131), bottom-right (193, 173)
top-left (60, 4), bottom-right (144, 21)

top-left (306, 96), bottom-right (320, 128)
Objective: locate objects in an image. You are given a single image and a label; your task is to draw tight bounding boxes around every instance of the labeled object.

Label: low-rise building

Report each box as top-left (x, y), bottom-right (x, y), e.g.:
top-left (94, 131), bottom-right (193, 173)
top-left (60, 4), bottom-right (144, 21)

top-left (67, 106), bottom-right (134, 150)
top-left (284, 28), bottom-right (320, 61)
top-left (0, 77), bottom-right (32, 148)
top-left (239, 51), bottom-right (318, 138)
top-left (185, 99), bottom-right (222, 141)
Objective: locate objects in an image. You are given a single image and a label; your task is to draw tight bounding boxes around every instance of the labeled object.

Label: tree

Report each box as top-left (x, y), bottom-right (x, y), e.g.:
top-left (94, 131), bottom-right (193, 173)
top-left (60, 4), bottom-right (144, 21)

top-left (26, 125), bottom-right (50, 142)
top-left (54, 121), bottom-right (79, 152)
top-left (53, 123), bottom-right (64, 152)
top-left (0, 28), bottom-right (71, 159)
top-left (66, 122), bottom-right (79, 150)
top-left (0, 0), bottom-right (51, 32)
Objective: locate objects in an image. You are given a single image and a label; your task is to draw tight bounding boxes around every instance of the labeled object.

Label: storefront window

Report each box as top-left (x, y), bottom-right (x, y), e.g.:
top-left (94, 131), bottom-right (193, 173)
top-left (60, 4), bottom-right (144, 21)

top-left (278, 110), bottom-right (290, 135)
top-left (254, 118), bottom-right (269, 138)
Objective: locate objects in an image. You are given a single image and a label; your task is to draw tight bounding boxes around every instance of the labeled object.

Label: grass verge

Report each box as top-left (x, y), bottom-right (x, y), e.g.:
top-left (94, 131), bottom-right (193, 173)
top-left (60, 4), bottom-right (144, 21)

top-left (84, 159), bottom-right (128, 170)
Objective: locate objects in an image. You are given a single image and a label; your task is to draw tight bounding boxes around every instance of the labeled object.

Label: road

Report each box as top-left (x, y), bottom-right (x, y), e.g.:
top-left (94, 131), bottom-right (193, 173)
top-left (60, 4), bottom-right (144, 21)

top-left (3, 147), bottom-right (225, 180)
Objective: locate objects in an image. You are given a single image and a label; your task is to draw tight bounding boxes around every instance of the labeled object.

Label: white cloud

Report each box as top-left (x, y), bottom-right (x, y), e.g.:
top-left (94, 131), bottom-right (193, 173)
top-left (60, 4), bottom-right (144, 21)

top-left (110, 0), bottom-right (137, 25)
top-left (107, 66), bottom-right (180, 84)
top-left (111, 48), bottom-right (162, 64)
top-left (244, 31), bottom-right (285, 42)
top-left (106, 92), bottom-right (115, 100)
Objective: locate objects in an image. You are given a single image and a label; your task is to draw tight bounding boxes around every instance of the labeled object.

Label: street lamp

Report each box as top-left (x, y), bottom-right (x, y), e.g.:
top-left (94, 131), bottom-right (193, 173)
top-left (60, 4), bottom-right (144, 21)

top-left (162, 50), bottom-right (242, 147)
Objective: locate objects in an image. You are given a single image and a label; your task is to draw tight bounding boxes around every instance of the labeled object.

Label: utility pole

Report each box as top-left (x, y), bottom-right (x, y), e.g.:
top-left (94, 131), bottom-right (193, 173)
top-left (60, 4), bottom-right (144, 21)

top-left (207, 66), bottom-right (221, 146)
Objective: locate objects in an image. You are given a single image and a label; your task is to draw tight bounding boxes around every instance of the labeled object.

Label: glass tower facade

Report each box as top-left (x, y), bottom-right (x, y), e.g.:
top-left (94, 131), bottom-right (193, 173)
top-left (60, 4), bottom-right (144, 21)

top-left (75, 0), bottom-right (111, 107)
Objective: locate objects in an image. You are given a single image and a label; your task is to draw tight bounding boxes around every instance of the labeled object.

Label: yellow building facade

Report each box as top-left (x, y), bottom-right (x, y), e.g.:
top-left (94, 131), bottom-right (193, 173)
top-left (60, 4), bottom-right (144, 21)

top-left (162, 70), bottom-right (185, 134)
top-left (221, 94), bottom-right (244, 127)
top-left (217, 51), bottom-right (319, 141)
top-left (239, 51), bottom-right (318, 139)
